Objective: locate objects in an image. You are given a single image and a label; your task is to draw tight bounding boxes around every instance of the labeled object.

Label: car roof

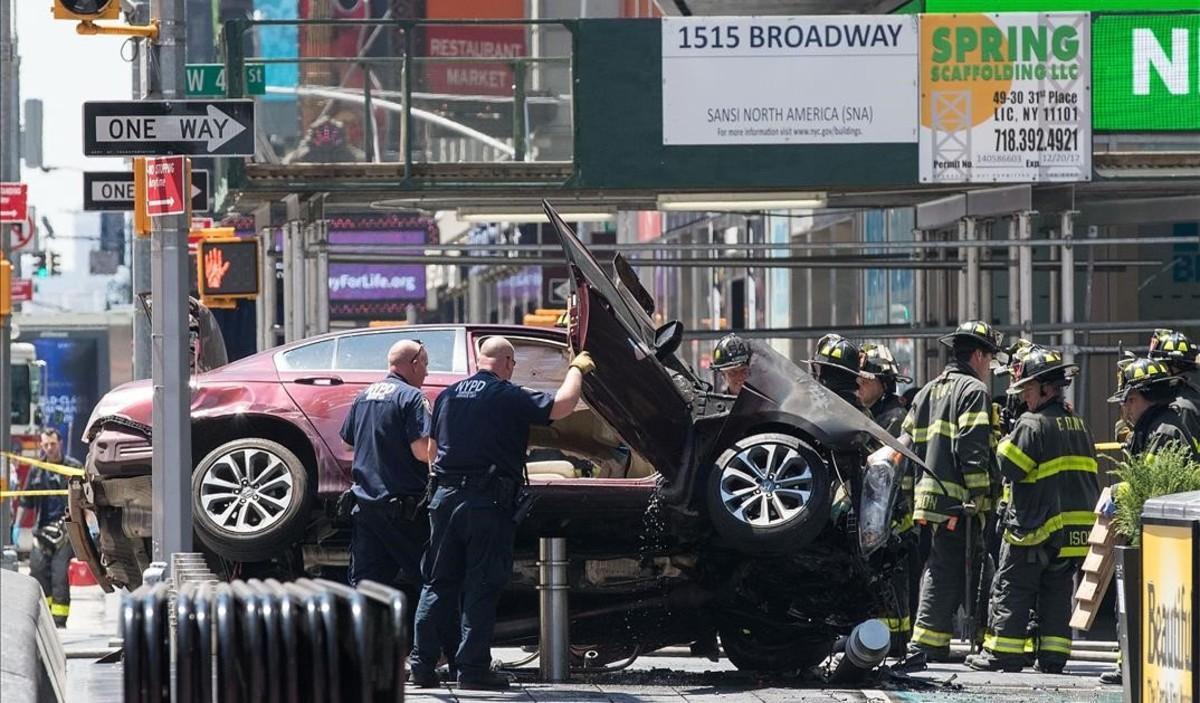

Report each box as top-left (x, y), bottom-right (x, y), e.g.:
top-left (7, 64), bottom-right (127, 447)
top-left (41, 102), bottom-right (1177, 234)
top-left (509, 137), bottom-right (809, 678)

top-left (274, 323), bottom-right (566, 352)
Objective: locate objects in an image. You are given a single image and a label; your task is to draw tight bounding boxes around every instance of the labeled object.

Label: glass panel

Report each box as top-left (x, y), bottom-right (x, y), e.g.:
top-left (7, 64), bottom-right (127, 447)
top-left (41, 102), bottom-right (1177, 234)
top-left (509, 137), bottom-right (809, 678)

top-left (10, 364), bottom-right (31, 426)
top-left (334, 329), bottom-right (458, 373)
top-left (476, 335), bottom-right (568, 393)
top-left (277, 339), bottom-right (335, 371)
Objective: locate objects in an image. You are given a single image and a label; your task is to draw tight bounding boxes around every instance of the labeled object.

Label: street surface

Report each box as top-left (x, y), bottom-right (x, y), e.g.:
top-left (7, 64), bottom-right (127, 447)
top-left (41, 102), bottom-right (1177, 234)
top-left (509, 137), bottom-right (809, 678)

top-left (61, 584), bottom-right (1122, 703)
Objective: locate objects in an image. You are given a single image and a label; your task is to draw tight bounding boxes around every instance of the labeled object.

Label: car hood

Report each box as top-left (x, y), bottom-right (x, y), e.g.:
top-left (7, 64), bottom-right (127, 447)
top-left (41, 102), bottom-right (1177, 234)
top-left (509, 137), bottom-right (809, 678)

top-left (738, 341), bottom-right (926, 466)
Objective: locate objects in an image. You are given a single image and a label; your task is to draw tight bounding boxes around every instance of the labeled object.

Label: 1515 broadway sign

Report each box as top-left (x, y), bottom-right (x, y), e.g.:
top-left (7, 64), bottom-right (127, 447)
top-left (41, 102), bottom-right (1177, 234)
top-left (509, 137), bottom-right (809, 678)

top-left (1094, 13), bottom-right (1200, 131)
top-left (919, 13), bottom-right (1091, 183)
top-left (661, 16), bottom-right (918, 146)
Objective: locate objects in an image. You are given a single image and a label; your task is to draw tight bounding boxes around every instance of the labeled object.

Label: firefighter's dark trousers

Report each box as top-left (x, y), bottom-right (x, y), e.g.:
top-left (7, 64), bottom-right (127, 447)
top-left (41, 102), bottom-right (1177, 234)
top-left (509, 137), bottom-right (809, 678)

top-left (983, 540), bottom-right (1076, 666)
top-left (911, 518), bottom-right (984, 655)
top-left (31, 541), bottom-right (74, 625)
top-left (881, 531), bottom-right (916, 654)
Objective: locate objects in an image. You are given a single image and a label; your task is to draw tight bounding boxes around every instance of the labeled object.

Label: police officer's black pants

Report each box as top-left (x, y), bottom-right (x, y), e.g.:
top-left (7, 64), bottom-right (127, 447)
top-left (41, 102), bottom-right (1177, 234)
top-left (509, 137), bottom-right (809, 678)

top-left (350, 501), bottom-right (429, 647)
top-left (912, 519), bottom-right (983, 655)
top-left (984, 540), bottom-right (1076, 666)
top-left (31, 541), bottom-right (73, 624)
top-left (411, 485), bottom-right (514, 682)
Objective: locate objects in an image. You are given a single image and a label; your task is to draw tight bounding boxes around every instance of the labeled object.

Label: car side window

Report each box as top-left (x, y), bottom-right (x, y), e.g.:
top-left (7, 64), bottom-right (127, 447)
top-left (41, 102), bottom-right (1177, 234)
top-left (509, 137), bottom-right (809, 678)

top-left (277, 339), bottom-right (335, 371)
top-left (334, 329), bottom-right (461, 373)
top-left (478, 336), bottom-right (568, 391)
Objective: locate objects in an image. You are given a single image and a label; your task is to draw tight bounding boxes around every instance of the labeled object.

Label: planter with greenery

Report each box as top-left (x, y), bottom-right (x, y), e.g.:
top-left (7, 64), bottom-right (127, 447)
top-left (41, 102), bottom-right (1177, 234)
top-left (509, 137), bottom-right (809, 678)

top-left (1111, 441), bottom-right (1200, 547)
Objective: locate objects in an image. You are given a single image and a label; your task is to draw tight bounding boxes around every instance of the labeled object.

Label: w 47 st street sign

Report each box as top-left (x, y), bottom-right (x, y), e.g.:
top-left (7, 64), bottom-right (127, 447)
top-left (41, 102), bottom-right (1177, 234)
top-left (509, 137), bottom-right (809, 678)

top-left (83, 100), bottom-right (255, 157)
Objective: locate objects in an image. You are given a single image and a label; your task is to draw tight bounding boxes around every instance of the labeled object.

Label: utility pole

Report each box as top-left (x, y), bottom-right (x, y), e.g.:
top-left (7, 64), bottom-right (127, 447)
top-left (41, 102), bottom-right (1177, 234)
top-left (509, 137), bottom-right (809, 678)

top-left (0, 0), bottom-right (20, 559)
top-left (147, 0), bottom-right (194, 567)
top-left (131, 0), bottom-right (152, 381)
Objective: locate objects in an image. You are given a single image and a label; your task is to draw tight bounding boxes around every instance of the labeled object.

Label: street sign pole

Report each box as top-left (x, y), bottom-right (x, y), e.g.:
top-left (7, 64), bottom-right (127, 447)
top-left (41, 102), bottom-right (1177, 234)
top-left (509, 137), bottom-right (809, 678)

top-left (0, 0), bottom-right (19, 560)
top-left (149, 0), bottom-right (194, 571)
top-left (132, 0), bottom-right (151, 382)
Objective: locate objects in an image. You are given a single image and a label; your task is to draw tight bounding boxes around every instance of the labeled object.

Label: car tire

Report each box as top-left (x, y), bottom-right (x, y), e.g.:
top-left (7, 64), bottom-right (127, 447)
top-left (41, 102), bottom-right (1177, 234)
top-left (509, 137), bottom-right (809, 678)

top-left (718, 622), bottom-right (832, 672)
top-left (705, 432), bottom-right (831, 554)
top-left (191, 438), bottom-right (312, 563)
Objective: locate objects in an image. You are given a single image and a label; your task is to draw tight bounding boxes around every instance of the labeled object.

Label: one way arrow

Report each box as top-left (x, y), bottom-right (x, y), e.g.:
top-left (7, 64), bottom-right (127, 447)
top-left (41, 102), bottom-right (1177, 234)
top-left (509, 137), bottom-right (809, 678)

top-left (95, 105), bottom-right (248, 153)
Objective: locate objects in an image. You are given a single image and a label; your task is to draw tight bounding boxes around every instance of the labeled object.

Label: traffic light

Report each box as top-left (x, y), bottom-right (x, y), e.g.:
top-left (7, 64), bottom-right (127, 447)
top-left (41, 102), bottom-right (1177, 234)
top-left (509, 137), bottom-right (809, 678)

top-left (48, 252), bottom-right (63, 276)
top-left (52, 0), bottom-right (120, 21)
top-left (0, 256), bottom-right (12, 317)
top-left (32, 252), bottom-right (48, 278)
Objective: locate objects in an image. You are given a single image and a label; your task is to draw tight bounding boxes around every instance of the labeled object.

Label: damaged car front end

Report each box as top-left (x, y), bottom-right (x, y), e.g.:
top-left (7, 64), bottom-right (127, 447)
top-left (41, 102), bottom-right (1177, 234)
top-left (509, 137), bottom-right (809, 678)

top-left (545, 200), bottom-right (921, 669)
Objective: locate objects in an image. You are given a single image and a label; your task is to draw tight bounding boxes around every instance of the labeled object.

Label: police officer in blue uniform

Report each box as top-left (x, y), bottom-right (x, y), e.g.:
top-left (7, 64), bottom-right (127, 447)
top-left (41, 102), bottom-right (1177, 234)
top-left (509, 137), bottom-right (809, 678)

top-left (340, 339), bottom-right (432, 599)
top-left (409, 337), bottom-right (594, 690)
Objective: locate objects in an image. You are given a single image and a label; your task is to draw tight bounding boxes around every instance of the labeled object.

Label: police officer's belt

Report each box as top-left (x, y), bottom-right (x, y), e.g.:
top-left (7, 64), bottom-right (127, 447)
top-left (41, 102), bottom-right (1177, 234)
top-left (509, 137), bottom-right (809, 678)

top-left (434, 470), bottom-right (491, 488)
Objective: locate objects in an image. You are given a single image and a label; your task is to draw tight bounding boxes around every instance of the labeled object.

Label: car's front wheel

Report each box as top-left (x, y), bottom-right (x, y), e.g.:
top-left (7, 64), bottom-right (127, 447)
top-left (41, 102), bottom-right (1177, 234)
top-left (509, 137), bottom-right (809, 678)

top-left (191, 438), bottom-right (312, 562)
top-left (705, 432), bottom-right (831, 554)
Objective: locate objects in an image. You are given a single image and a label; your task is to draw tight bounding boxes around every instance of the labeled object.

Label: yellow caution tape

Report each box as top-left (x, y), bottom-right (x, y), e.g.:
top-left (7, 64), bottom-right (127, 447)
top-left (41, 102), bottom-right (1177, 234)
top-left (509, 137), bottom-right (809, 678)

top-left (0, 489), bottom-right (69, 498)
top-left (1094, 442), bottom-right (1124, 452)
top-left (0, 452), bottom-right (85, 477)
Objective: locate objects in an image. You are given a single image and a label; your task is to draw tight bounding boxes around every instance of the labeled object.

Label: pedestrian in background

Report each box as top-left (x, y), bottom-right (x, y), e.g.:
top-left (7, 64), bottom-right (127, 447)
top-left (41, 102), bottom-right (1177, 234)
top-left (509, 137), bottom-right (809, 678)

top-left (23, 428), bottom-right (83, 628)
top-left (409, 337), bottom-right (593, 691)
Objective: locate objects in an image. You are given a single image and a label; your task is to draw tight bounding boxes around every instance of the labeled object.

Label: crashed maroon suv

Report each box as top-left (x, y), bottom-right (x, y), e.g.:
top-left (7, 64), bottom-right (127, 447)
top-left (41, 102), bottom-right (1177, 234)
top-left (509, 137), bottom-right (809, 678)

top-left (69, 202), bottom-right (920, 672)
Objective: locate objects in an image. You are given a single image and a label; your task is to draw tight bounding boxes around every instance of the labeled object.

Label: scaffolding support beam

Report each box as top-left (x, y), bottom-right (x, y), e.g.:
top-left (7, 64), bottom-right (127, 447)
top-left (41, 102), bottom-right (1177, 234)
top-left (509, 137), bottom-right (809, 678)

top-left (1061, 211), bottom-right (1078, 409)
top-left (1018, 211), bottom-right (1035, 336)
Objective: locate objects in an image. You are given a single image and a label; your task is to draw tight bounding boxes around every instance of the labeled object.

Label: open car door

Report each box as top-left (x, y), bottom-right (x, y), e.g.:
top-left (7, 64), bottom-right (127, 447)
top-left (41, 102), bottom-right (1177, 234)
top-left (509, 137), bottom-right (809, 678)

top-left (544, 201), bottom-right (694, 482)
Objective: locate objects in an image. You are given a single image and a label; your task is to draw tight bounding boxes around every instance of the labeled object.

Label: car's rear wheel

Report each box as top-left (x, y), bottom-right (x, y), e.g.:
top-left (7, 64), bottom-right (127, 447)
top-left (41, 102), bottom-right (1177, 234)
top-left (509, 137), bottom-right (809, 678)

top-left (192, 438), bottom-right (312, 562)
top-left (717, 621), bottom-right (832, 673)
top-left (705, 432), bottom-right (831, 554)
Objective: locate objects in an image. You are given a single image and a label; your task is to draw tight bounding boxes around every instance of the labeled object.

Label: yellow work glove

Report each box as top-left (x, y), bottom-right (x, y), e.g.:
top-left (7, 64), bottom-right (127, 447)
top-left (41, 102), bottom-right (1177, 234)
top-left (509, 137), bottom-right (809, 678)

top-left (569, 351), bottom-right (596, 375)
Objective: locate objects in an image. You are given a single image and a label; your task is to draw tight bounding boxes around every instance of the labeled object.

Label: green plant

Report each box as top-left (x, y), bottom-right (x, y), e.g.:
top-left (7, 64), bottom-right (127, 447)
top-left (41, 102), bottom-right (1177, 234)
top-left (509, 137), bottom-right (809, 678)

top-left (1111, 442), bottom-right (1200, 547)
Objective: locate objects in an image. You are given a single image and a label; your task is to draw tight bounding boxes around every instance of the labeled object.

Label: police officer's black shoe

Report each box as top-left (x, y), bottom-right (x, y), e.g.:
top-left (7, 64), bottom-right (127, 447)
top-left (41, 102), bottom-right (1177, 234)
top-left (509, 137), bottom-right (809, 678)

top-left (965, 652), bottom-right (1024, 673)
top-left (457, 672), bottom-right (511, 691)
top-left (408, 668), bottom-right (439, 688)
top-left (1099, 669), bottom-right (1122, 685)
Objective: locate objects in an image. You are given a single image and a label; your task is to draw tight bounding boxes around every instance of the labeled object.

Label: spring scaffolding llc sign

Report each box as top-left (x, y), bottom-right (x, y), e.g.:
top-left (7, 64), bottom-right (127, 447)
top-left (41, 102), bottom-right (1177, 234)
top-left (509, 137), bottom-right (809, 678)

top-left (661, 16), bottom-right (919, 146)
top-left (919, 13), bottom-right (1092, 183)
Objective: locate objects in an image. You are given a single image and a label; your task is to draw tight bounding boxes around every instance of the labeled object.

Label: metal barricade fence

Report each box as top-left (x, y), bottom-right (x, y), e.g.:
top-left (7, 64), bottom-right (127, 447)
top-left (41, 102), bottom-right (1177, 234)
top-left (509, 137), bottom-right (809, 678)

top-left (122, 579), bottom-right (407, 703)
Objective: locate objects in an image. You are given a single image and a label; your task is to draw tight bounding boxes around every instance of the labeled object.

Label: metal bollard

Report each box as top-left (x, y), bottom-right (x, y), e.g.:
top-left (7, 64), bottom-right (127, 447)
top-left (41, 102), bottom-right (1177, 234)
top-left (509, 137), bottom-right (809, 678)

top-left (537, 537), bottom-right (569, 682)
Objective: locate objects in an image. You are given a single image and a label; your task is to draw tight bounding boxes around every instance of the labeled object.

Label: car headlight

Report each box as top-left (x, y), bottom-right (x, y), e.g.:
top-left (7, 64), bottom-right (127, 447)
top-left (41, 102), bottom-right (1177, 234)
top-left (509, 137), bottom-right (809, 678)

top-left (858, 447), bottom-right (903, 557)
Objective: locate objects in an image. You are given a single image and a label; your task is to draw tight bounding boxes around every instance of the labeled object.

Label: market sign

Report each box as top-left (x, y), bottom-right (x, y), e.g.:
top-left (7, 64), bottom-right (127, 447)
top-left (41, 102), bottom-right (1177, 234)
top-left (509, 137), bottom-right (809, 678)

top-left (661, 16), bottom-right (919, 145)
top-left (919, 13), bottom-right (1091, 184)
top-left (1093, 13), bottom-right (1200, 131)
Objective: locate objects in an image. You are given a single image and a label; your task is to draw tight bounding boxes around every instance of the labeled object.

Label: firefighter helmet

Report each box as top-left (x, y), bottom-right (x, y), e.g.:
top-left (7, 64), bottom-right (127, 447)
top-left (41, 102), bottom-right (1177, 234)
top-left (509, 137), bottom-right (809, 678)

top-left (711, 333), bottom-right (751, 370)
top-left (938, 320), bottom-right (1006, 360)
top-left (807, 334), bottom-right (869, 378)
top-left (860, 342), bottom-right (912, 384)
top-left (1007, 345), bottom-right (1078, 394)
top-left (1106, 357), bottom-right (1179, 404)
top-left (1147, 328), bottom-right (1199, 370)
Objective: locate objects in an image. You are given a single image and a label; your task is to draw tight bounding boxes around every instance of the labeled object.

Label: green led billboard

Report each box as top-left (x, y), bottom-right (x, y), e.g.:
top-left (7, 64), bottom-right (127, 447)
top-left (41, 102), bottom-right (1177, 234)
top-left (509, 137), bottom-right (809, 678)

top-left (927, 1), bottom-right (1200, 10)
top-left (1094, 14), bottom-right (1200, 131)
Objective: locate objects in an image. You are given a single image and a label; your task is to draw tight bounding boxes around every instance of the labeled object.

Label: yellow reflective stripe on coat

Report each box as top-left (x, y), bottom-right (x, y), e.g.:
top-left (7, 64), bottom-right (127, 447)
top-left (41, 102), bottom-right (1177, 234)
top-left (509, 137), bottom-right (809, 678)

top-left (915, 475), bottom-right (969, 501)
top-left (958, 411), bottom-right (992, 430)
top-left (49, 602), bottom-right (70, 617)
top-left (1040, 636), bottom-right (1073, 655)
top-left (997, 439), bottom-right (1037, 475)
top-left (1058, 545), bottom-right (1089, 558)
top-left (909, 420), bottom-right (958, 443)
top-left (963, 472), bottom-right (991, 490)
top-left (912, 626), bottom-right (951, 648)
top-left (1003, 511), bottom-right (1097, 547)
top-left (1027, 455), bottom-right (1098, 483)
top-left (984, 633), bottom-right (1027, 655)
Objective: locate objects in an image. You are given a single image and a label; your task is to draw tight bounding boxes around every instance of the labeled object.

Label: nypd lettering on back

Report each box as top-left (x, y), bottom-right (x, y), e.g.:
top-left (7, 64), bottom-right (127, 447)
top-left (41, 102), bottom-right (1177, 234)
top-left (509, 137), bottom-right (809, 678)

top-left (364, 381), bottom-right (398, 401)
top-left (454, 379), bottom-right (488, 399)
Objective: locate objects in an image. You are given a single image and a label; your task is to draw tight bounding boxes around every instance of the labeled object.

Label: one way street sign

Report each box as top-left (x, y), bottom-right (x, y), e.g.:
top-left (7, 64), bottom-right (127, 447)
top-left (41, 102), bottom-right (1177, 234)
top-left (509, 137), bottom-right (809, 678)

top-left (83, 100), bottom-right (255, 157)
top-left (84, 169), bottom-right (210, 212)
